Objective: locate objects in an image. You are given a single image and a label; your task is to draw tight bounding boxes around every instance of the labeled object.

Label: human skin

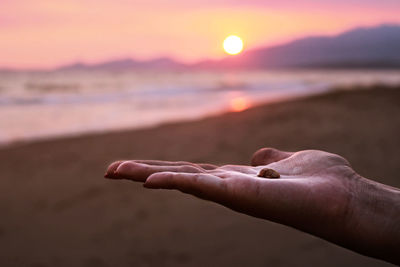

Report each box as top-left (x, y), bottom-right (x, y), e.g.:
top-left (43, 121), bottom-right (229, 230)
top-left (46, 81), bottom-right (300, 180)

top-left (104, 148), bottom-right (400, 265)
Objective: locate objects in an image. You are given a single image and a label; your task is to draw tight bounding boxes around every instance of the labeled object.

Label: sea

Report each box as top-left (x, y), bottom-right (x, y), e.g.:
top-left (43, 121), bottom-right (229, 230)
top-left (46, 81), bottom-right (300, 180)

top-left (0, 69), bottom-right (399, 146)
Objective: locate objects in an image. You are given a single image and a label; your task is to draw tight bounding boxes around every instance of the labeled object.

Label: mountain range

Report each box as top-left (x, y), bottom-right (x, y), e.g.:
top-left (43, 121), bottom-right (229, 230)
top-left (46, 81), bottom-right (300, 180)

top-left (60, 24), bottom-right (400, 71)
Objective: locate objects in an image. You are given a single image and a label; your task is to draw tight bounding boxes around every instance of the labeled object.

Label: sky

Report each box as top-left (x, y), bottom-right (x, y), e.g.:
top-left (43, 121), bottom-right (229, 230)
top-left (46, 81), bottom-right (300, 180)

top-left (1, 0), bottom-right (400, 68)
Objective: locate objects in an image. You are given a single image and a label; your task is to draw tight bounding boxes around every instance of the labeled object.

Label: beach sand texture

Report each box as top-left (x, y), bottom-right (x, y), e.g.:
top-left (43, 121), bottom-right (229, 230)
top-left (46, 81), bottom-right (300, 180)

top-left (0, 87), bottom-right (399, 266)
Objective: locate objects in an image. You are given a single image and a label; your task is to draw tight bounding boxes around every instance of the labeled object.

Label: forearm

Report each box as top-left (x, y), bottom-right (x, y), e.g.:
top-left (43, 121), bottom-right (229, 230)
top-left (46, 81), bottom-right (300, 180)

top-left (343, 175), bottom-right (400, 265)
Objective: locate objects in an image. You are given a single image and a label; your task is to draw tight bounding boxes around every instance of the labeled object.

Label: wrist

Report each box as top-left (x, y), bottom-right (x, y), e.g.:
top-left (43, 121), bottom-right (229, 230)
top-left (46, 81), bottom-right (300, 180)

top-left (345, 175), bottom-right (400, 264)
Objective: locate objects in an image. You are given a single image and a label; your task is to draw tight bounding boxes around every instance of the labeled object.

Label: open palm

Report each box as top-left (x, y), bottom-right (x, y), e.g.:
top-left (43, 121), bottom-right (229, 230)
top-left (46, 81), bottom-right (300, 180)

top-left (105, 148), bottom-right (355, 238)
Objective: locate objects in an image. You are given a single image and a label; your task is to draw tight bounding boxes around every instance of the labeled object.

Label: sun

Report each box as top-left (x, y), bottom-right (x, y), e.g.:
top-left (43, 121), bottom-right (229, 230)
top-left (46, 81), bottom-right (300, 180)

top-left (223, 35), bottom-right (243, 55)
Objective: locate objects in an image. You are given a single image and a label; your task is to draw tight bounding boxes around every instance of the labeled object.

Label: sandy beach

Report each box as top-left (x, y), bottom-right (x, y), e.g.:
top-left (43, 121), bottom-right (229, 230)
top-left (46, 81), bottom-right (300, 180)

top-left (0, 86), bottom-right (399, 266)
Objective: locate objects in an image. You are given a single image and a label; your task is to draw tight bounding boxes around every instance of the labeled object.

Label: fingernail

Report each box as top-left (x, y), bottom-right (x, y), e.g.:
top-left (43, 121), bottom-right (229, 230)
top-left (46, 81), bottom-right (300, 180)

top-left (104, 161), bottom-right (124, 179)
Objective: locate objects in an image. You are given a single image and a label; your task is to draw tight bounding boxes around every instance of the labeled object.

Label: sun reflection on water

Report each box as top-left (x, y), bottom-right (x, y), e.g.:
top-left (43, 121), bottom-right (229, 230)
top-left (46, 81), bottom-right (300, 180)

top-left (230, 96), bottom-right (250, 112)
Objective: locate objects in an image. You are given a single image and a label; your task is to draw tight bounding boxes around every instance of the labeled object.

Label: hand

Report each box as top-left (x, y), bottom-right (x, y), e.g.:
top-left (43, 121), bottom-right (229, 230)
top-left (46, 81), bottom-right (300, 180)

top-left (105, 148), bottom-right (400, 265)
top-left (105, 149), bottom-right (353, 231)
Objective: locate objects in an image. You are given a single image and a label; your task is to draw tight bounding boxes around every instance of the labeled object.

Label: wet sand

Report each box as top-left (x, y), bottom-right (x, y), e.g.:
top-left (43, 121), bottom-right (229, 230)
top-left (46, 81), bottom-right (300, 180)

top-left (0, 86), bottom-right (399, 266)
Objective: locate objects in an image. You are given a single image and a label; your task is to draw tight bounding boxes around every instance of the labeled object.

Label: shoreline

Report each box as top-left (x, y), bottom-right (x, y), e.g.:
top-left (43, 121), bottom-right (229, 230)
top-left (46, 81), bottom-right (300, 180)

top-left (0, 87), bottom-right (327, 149)
top-left (1, 83), bottom-right (398, 150)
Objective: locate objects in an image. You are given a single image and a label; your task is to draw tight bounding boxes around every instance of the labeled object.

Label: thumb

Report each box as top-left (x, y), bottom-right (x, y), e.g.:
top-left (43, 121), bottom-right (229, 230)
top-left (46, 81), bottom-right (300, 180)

top-left (251, 148), bottom-right (293, 166)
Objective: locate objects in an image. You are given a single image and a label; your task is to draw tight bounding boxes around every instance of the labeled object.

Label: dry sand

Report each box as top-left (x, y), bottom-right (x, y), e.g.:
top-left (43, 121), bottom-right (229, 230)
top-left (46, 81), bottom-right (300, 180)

top-left (0, 86), bottom-right (399, 267)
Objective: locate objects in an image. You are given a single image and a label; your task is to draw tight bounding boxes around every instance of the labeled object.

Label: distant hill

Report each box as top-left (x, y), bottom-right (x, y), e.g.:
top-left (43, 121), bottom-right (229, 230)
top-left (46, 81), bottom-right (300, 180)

top-left (197, 24), bottom-right (400, 69)
top-left (58, 24), bottom-right (400, 71)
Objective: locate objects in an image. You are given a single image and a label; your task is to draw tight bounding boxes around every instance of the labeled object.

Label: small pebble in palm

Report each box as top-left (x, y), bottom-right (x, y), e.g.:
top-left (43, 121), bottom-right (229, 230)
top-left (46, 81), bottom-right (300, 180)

top-left (258, 168), bottom-right (280, 179)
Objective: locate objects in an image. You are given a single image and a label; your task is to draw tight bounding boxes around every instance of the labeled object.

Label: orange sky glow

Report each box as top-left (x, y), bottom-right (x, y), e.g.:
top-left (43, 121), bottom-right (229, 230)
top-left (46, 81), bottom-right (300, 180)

top-left (1, 0), bottom-right (400, 68)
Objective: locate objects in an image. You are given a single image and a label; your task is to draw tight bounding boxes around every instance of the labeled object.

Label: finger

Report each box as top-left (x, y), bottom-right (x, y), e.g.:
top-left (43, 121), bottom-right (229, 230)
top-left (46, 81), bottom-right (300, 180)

top-left (132, 160), bottom-right (218, 170)
top-left (251, 148), bottom-right (293, 166)
top-left (144, 172), bottom-right (229, 202)
top-left (197, 164), bottom-right (218, 170)
top-left (104, 160), bottom-right (124, 179)
top-left (144, 172), bottom-right (275, 214)
top-left (111, 162), bottom-right (204, 182)
top-left (143, 171), bottom-right (317, 228)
